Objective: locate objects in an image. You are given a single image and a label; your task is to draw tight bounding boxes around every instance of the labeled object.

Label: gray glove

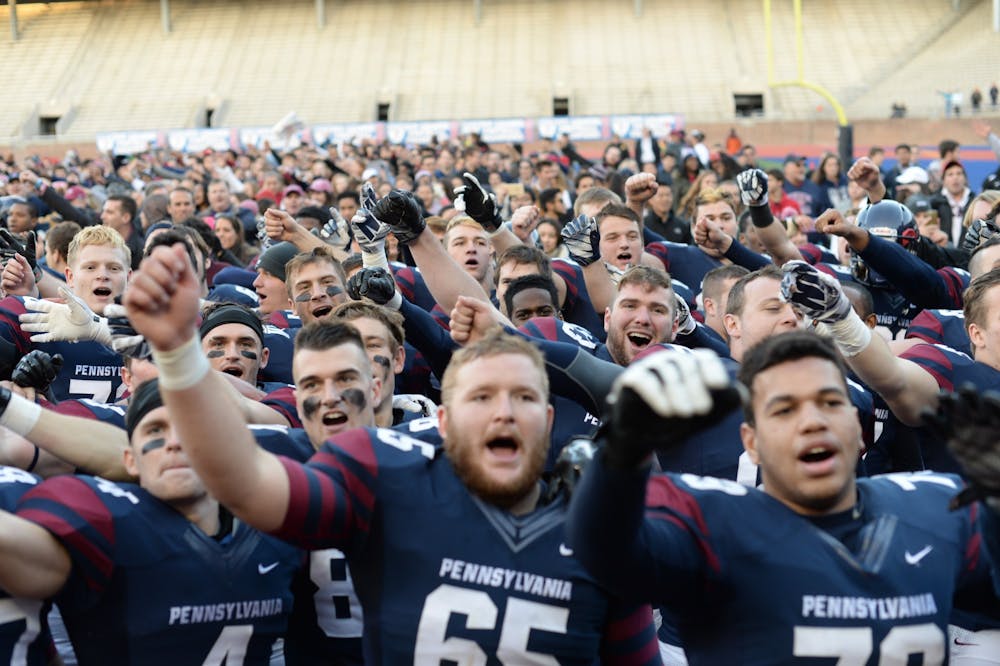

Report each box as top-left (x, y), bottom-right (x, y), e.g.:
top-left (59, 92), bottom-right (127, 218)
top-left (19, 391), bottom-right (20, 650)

top-left (560, 214), bottom-right (601, 267)
top-left (736, 168), bottom-right (769, 207)
top-left (779, 261), bottom-right (851, 324)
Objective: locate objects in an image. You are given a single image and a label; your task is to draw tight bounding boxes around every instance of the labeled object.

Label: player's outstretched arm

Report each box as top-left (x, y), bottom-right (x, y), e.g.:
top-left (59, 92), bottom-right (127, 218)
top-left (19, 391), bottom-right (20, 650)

top-left (124, 244), bottom-right (289, 531)
top-left (568, 349), bottom-right (741, 596)
top-left (736, 168), bottom-right (804, 265)
top-left (373, 189), bottom-right (493, 312)
top-left (780, 261), bottom-right (939, 425)
top-left (0, 509), bottom-right (70, 599)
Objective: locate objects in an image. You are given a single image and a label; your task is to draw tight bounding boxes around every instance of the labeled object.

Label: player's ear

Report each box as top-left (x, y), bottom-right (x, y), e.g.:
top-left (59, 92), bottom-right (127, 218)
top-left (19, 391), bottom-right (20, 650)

top-left (723, 313), bottom-right (740, 340)
top-left (968, 322), bottom-right (985, 352)
top-left (437, 404), bottom-right (449, 440)
top-left (740, 422), bottom-right (760, 466)
top-left (393, 344), bottom-right (405, 375)
top-left (122, 445), bottom-right (139, 478)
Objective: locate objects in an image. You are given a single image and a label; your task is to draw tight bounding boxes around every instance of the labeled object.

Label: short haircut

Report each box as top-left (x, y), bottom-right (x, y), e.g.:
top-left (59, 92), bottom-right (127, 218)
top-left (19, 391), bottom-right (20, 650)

top-left (939, 139), bottom-right (960, 158)
top-left (894, 143), bottom-right (911, 153)
top-left (440, 330), bottom-right (548, 405)
top-left (170, 187), bottom-right (195, 203)
top-left (67, 225), bottom-right (131, 267)
top-left (701, 264), bottom-right (750, 304)
top-left (842, 282), bottom-right (875, 321)
top-left (332, 300), bottom-right (405, 355)
top-left (573, 187), bottom-right (621, 216)
top-left (964, 268), bottom-right (1000, 342)
top-left (341, 252), bottom-right (364, 275)
top-left (738, 330), bottom-right (849, 426)
top-left (503, 274), bottom-right (559, 315)
top-left (141, 193), bottom-right (169, 226)
top-left (444, 216), bottom-right (486, 245)
top-left (695, 187), bottom-right (738, 213)
top-left (594, 203), bottom-right (640, 226)
top-left (107, 194), bottom-right (137, 222)
top-left (294, 319), bottom-right (367, 360)
top-left (337, 191), bottom-right (361, 206)
top-left (144, 228), bottom-right (199, 273)
top-left (766, 169), bottom-right (784, 183)
top-left (725, 265), bottom-right (783, 318)
top-left (285, 246), bottom-right (347, 296)
top-left (46, 221), bottom-right (82, 259)
top-left (968, 235), bottom-right (1000, 277)
top-left (10, 200), bottom-right (37, 218)
top-left (497, 245), bottom-right (551, 277)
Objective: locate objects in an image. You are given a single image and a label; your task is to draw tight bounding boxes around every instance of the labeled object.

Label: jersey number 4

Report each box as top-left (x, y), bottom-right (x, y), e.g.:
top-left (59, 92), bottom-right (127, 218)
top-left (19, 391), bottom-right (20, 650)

top-left (415, 584), bottom-right (568, 665)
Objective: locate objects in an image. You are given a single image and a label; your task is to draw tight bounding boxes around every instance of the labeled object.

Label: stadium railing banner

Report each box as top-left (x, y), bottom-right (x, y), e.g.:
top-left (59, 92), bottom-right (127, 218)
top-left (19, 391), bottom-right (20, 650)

top-left (95, 114), bottom-right (684, 155)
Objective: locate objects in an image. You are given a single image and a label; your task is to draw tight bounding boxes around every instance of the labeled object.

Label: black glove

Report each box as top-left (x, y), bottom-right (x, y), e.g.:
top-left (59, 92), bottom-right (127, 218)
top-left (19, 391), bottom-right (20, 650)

top-left (545, 437), bottom-right (598, 502)
top-left (960, 217), bottom-right (1000, 254)
top-left (455, 172), bottom-right (502, 232)
top-left (346, 267), bottom-right (397, 305)
top-left (0, 229), bottom-right (39, 280)
top-left (12, 350), bottom-right (63, 395)
top-left (602, 348), bottom-right (744, 469)
top-left (371, 191), bottom-right (426, 245)
top-left (921, 384), bottom-right (1000, 510)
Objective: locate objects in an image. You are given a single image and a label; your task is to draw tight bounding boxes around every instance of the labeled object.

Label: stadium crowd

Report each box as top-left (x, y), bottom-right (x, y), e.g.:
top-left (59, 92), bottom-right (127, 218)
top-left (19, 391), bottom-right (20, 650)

top-left (0, 121), bottom-right (997, 664)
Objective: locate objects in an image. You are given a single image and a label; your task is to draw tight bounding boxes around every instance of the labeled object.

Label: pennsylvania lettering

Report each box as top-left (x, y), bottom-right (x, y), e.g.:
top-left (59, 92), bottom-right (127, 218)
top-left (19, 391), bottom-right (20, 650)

top-left (438, 557), bottom-right (572, 601)
top-left (168, 598), bottom-right (284, 625)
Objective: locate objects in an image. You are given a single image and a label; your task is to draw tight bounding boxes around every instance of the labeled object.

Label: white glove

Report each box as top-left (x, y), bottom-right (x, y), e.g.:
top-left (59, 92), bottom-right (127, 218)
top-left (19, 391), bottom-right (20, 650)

top-left (779, 261), bottom-right (872, 357)
top-left (673, 293), bottom-right (696, 336)
top-left (392, 393), bottom-right (438, 418)
top-left (736, 168), bottom-right (769, 207)
top-left (609, 348), bottom-right (731, 419)
top-left (19, 286), bottom-right (113, 346)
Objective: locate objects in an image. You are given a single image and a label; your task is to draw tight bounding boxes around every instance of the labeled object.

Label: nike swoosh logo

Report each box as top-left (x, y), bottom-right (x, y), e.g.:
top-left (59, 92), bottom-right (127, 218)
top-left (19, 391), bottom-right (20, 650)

top-left (904, 545), bottom-right (933, 565)
top-left (258, 562), bottom-right (279, 574)
top-left (559, 544), bottom-right (574, 557)
top-left (954, 637), bottom-right (980, 647)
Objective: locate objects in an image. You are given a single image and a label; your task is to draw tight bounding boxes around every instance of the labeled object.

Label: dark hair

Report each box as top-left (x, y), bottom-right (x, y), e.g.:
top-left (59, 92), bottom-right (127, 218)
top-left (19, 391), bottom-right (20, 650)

top-left (594, 203), bottom-right (640, 226)
top-left (45, 221), bottom-right (82, 260)
top-left (144, 229), bottom-right (199, 271)
top-left (503, 273), bottom-right (559, 316)
top-left (336, 191), bottom-right (361, 207)
top-left (539, 188), bottom-right (562, 209)
top-left (738, 331), bottom-right (849, 426)
top-left (939, 139), bottom-right (960, 158)
top-left (108, 194), bottom-right (137, 222)
top-left (294, 320), bottom-right (366, 358)
top-left (841, 282), bottom-right (875, 321)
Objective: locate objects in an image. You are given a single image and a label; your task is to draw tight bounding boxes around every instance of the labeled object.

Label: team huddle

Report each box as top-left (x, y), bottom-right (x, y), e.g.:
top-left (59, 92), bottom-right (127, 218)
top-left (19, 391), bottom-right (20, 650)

top-left (0, 147), bottom-right (998, 665)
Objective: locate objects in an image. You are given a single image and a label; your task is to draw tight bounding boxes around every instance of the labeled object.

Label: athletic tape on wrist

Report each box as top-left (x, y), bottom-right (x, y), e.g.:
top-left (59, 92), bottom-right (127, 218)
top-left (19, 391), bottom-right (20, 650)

top-left (0, 392), bottom-right (42, 436)
top-left (826, 312), bottom-right (873, 357)
top-left (152, 335), bottom-right (210, 391)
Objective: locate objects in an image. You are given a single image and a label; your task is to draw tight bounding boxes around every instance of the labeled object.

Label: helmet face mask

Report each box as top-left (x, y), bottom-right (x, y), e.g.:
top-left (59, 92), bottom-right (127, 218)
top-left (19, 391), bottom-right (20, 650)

top-left (851, 201), bottom-right (919, 286)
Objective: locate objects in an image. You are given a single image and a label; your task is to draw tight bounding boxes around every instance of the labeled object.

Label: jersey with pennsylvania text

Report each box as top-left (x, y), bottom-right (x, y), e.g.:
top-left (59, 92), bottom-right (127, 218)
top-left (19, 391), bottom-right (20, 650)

top-left (16, 475), bottom-right (302, 666)
top-left (640, 471), bottom-right (993, 664)
top-left (273, 427), bottom-right (660, 664)
top-left (0, 467), bottom-right (50, 666)
top-left (0, 296), bottom-right (124, 402)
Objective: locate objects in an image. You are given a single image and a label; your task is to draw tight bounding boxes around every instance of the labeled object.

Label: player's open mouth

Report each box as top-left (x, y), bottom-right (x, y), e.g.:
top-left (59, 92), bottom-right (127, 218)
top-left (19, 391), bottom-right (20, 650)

top-left (312, 305), bottom-right (333, 319)
top-left (617, 252), bottom-right (632, 263)
top-left (221, 365), bottom-right (244, 378)
top-left (799, 447), bottom-right (835, 464)
top-left (93, 287), bottom-right (112, 297)
top-left (321, 412), bottom-right (348, 426)
top-left (465, 259), bottom-right (479, 268)
top-left (627, 332), bottom-right (652, 347)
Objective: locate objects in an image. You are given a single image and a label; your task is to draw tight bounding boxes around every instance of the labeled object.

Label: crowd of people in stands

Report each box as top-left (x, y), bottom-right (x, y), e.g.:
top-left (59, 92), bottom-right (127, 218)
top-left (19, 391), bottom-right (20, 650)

top-left (0, 118), bottom-right (997, 664)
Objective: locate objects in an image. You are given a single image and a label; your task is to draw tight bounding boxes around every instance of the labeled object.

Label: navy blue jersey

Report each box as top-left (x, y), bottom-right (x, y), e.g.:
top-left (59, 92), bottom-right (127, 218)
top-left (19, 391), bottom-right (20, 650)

top-left (260, 385), bottom-right (301, 429)
top-left (0, 296), bottom-right (124, 403)
top-left (551, 258), bottom-right (606, 341)
top-left (905, 309), bottom-right (970, 357)
top-left (17, 475), bottom-right (302, 666)
top-left (643, 242), bottom-right (720, 298)
top-left (571, 460), bottom-right (997, 665)
top-left (815, 263), bottom-right (918, 339)
top-left (266, 309), bottom-right (303, 331)
top-left (392, 264), bottom-right (439, 314)
top-left (259, 323), bottom-right (296, 385)
top-left (273, 427), bottom-right (661, 664)
top-left (0, 467), bottom-right (51, 666)
top-left (48, 398), bottom-right (127, 429)
top-left (251, 425), bottom-right (363, 665)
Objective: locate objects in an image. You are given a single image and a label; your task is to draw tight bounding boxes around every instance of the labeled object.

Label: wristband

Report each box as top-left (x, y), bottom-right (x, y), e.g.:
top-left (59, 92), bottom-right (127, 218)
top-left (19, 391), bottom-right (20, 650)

top-left (0, 392), bottom-right (42, 436)
top-left (151, 335), bottom-right (210, 390)
top-left (825, 311), bottom-right (873, 357)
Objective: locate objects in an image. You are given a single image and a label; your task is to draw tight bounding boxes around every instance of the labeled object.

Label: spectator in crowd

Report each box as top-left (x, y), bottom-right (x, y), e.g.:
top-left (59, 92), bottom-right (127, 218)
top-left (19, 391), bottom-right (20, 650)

top-left (930, 160), bottom-right (974, 245)
top-left (811, 152), bottom-right (850, 211)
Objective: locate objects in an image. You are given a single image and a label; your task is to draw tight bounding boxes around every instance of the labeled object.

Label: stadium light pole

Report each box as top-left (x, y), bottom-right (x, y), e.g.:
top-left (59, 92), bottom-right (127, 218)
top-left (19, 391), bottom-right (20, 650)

top-left (160, 0), bottom-right (171, 33)
top-left (9, 0), bottom-right (18, 41)
top-left (317, 0), bottom-right (326, 28)
top-left (763, 0), bottom-right (853, 168)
